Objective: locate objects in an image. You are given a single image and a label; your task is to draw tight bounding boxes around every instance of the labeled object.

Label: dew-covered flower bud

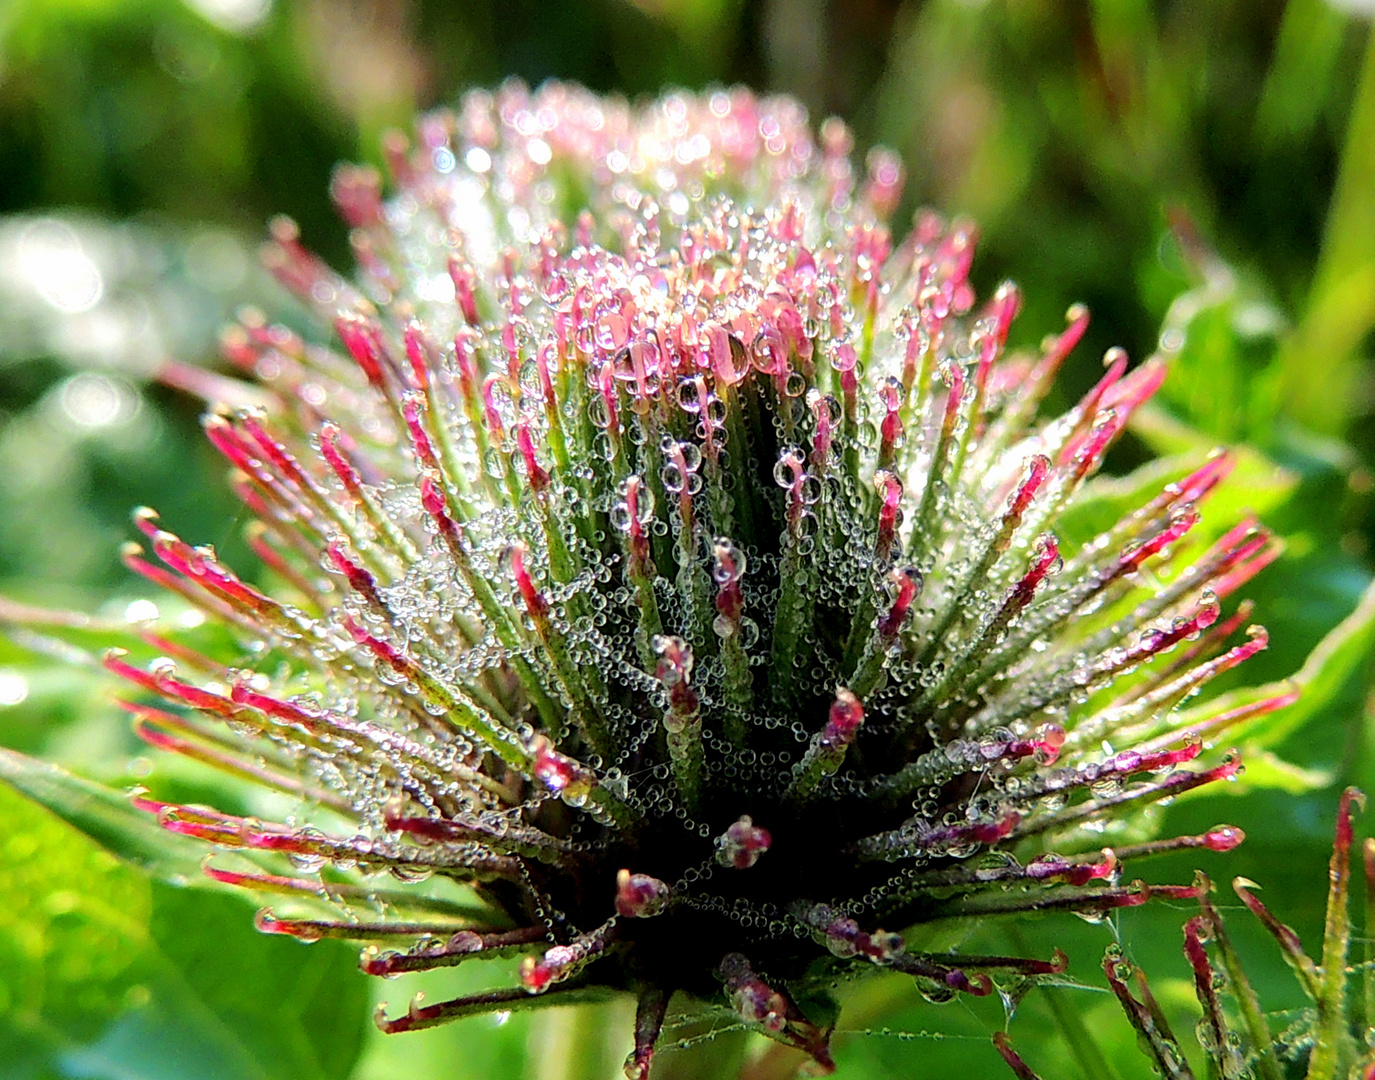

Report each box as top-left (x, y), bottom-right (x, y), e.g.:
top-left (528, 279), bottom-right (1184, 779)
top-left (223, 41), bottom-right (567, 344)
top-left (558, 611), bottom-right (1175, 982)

top-left (83, 81), bottom-right (1291, 1077)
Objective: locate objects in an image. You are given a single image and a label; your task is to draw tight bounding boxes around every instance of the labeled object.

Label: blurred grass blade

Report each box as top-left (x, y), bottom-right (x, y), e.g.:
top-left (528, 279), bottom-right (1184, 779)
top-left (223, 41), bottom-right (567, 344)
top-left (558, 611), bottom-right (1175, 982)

top-left (1280, 20), bottom-right (1375, 434)
top-left (1038, 984), bottom-right (1122, 1080)
top-left (1255, 0), bottom-right (1347, 148)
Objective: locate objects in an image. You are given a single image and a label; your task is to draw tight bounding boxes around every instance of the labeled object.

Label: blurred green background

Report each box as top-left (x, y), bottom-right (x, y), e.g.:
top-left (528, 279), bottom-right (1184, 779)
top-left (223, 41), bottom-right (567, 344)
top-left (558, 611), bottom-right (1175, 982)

top-left (3, 1), bottom-right (1375, 1078)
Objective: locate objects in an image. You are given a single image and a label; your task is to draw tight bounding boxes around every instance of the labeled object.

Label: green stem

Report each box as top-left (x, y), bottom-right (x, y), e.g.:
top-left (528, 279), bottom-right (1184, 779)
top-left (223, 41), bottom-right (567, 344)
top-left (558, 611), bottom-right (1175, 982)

top-left (1040, 986), bottom-right (1120, 1080)
top-left (528, 999), bottom-right (633, 1080)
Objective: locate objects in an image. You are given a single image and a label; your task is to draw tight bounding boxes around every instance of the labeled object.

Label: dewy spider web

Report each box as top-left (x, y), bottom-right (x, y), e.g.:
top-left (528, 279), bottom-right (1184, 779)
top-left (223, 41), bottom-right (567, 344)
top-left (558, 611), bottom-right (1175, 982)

top-left (103, 82), bottom-right (1288, 1076)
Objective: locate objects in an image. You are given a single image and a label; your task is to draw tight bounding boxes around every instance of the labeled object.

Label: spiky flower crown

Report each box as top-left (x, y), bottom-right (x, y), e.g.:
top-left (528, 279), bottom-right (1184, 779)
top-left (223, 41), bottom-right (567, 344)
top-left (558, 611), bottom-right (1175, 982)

top-left (107, 82), bottom-right (1289, 1076)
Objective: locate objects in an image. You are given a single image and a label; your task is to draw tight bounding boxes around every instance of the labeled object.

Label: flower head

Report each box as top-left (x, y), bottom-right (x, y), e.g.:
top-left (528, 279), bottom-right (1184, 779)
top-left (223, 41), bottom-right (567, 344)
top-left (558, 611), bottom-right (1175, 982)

top-left (107, 82), bottom-right (1287, 1076)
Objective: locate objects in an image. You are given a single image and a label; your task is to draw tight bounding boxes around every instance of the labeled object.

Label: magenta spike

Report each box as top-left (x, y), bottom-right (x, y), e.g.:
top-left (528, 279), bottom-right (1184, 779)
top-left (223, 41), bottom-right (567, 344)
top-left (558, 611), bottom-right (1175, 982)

top-left (625, 987), bottom-right (669, 1080)
top-left (624, 476), bottom-right (654, 574)
top-left (520, 921), bottom-right (616, 992)
top-left (1107, 626), bottom-right (1270, 739)
top-left (718, 953), bottom-right (835, 1071)
top-left (1005, 533), bottom-right (1060, 612)
top-left (447, 257), bottom-right (480, 325)
top-left (877, 381), bottom-right (903, 469)
top-left (1066, 407), bottom-right (1123, 486)
top-left (142, 800), bottom-right (518, 879)
top-left (1102, 950), bottom-right (1195, 1080)
top-left (808, 389), bottom-right (835, 469)
top-left (1116, 600), bottom-right (1253, 708)
top-left (361, 927), bottom-right (547, 976)
top-left (129, 713), bottom-right (340, 805)
top-left (480, 374), bottom-right (507, 444)
top-left (157, 359), bottom-right (270, 410)
top-left (876, 566), bottom-right (920, 640)
top-left (1212, 537), bottom-right (1281, 599)
top-left (104, 652), bottom-right (229, 715)
top-left (1177, 451), bottom-right (1235, 504)
top-left (330, 163), bottom-right (384, 228)
top-left (334, 314), bottom-right (393, 392)
top-left (402, 394), bottom-right (442, 474)
top-left (910, 949), bottom-right (1069, 977)
top-left (135, 629), bottom-right (227, 676)
top-left (419, 475), bottom-right (463, 545)
top-left (1055, 350), bottom-right (1126, 466)
top-left (993, 1032), bottom-right (1043, 1080)
top-left (1012, 737), bottom-right (1204, 809)
top-left (981, 281), bottom-right (1021, 366)
top-left (382, 804), bottom-right (574, 859)
top-left (246, 524), bottom-right (323, 604)
top-left (516, 422), bottom-right (550, 493)
top-left (146, 527), bottom-right (290, 623)
top-left (530, 735), bottom-right (596, 800)
top-left (961, 879), bottom-right (1204, 919)
top-left (1121, 509), bottom-right (1201, 576)
top-left (1104, 357), bottom-right (1167, 416)
top-left (376, 985), bottom-right (582, 1034)
top-left (860, 148), bottom-right (904, 218)
top-left (1108, 826), bottom-right (1246, 861)
top-left (1136, 688), bottom-right (1298, 754)
top-left (1018, 754), bottom-right (1242, 841)
top-left (340, 614), bottom-right (440, 702)
top-left (203, 864), bottom-right (343, 895)
top-left (262, 216), bottom-right (346, 308)
top-left (716, 815), bottom-right (771, 870)
top-left (326, 543), bottom-right (386, 611)
top-left (874, 471), bottom-right (903, 561)
top-left (237, 412), bottom-right (316, 494)
top-left (535, 343), bottom-right (558, 421)
top-left (718, 953), bottom-right (786, 1034)
top-left (654, 634), bottom-right (700, 718)
top-left (1183, 913), bottom-right (1240, 1077)
top-left (508, 542), bottom-right (549, 620)
top-left (202, 413), bottom-right (265, 477)
top-left (402, 321), bottom-right (434, 390)
top-left (453, 329), bottom-right (481, 404)
top-left (615, 870), bottom-right (672, 918)
top-left (317, 424), bottom-right (367, 506)
top-left (1232, 877), bottom-right (1321, 997)
top-left (1123, 594), bottom-right (1221, 667)
top-left (1025, 848), bottom-right (1118, 886)
top-left (228, 682), bottom-right (327, 733)
top-left (1203, 826), bottom-right (1246, 852)
top-left (802, 904), bottom-right (904, 964)
top-left (219, 324), bottom-right (261, 372)
top-left (255, 909), bottom-right (486, 943)
top-left (941, 358), bottom-right (965, 431)
top-left (823, 687), bottom-right (864, 748)
top-left (119, 546), bottom-right (247, 630)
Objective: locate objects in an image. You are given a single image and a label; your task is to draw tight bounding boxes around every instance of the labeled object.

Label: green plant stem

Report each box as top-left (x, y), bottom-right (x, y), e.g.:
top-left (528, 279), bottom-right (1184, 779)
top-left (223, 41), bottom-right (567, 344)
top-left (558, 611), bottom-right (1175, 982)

top-left (528, 1000), bottom-right (633, 1080)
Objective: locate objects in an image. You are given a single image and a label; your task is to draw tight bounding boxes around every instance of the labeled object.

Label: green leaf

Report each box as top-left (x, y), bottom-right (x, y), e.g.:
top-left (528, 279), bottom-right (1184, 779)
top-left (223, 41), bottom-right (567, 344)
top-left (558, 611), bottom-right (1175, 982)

top-left (0, 747), bottom-right (216, 885)
top-left (1175, 574), bottom-right (1375, 752)
top-left (1228, 750), bottom-right (1332, 796)
top-left (0, 781), bottom-right (369, 1080)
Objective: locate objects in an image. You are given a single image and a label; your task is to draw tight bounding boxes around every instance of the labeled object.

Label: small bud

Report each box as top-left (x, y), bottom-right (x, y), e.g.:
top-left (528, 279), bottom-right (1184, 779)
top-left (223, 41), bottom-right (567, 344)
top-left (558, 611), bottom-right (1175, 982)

top-left (615, 870), bottom-right (671, 918)
top-left (716, 815), bottom-right (771, 870)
